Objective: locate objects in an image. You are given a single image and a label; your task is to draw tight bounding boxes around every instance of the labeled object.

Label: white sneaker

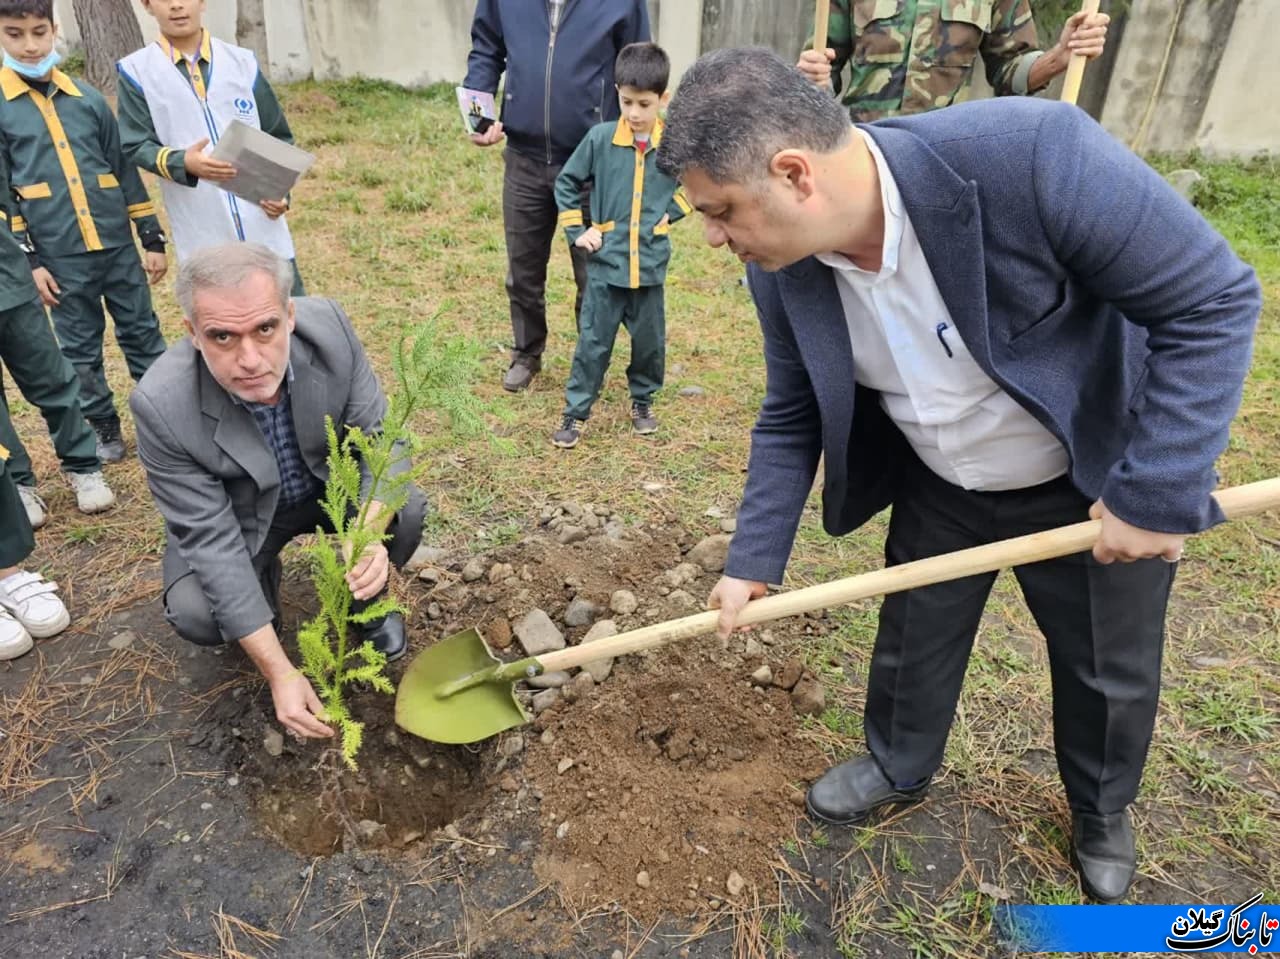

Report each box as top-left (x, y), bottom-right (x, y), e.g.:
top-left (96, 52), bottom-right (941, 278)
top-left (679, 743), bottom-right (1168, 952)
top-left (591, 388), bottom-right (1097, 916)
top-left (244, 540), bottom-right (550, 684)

top-left (68, 471), bottom-right (116, 514)
top-left (17, 485), bottom-right (47, 529)
top-left (0, 609), bottom-right (33, 660)
top-left (0, 570), bottom-right (70, 639)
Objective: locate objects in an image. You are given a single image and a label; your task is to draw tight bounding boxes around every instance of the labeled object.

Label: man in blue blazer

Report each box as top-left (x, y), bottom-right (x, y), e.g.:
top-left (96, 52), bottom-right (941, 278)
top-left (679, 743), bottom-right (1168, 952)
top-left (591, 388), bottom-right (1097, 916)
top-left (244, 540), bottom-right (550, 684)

top-left (657, 48), bottom-right (1259, 903)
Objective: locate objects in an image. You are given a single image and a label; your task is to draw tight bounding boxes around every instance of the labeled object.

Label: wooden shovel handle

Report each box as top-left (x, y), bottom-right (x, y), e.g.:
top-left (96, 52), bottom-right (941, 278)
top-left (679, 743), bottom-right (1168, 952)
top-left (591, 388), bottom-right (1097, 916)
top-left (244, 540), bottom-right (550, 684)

top-left (1059, 0), bottom-right (1102, 106)
top-left (535, 477), bottom-right (1280, 674)
top-left (813, 0), bottom-right (830, 54)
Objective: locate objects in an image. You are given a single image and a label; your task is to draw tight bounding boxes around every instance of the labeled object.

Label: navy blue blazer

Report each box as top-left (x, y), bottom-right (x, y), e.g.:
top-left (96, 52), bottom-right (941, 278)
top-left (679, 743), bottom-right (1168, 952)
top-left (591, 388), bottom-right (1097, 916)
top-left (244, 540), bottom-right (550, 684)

top-left (726, 98), bottom-right (1260, 586)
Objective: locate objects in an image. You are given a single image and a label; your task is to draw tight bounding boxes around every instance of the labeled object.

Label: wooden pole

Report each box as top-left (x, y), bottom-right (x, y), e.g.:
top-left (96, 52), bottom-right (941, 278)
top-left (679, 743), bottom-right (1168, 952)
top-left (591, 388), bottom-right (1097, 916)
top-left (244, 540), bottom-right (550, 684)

top-left (1060, 0), bottom-right (1103, 105)
top-left (813, 0), bottom-right (830, 53)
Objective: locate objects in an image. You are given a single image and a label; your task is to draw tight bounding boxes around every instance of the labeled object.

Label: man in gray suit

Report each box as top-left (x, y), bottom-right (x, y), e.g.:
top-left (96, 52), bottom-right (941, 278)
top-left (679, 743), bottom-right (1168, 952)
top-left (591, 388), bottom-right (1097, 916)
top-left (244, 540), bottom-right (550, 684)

top-left (131, 244), bottom-right (426, 740)
top-left (657, 49), bottom-right (1259, 902)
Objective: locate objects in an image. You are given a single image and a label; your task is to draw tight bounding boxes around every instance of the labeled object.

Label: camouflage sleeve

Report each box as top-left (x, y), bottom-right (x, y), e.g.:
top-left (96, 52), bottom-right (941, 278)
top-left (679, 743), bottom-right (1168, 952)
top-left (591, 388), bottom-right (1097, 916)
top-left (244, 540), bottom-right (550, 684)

top-left (980, 0), bottom-right (1043, 96)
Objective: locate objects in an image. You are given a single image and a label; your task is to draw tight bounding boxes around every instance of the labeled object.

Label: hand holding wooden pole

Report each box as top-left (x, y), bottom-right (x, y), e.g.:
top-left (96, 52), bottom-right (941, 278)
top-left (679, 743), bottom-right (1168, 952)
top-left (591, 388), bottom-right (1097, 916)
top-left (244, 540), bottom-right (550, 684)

top-left (1060, 0), bottom-right (1102, 105)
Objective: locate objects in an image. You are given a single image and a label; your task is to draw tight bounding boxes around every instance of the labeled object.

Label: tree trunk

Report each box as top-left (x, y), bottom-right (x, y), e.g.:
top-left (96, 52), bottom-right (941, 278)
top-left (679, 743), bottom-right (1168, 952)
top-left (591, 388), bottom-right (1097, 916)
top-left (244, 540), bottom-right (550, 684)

top-left (70, 0), bottom-right (145, 96)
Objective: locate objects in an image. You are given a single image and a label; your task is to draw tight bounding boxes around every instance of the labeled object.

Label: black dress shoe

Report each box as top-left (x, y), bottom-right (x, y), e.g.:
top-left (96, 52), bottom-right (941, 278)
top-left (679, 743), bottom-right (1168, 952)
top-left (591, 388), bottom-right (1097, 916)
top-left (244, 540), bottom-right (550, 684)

top-left (1071, 810), bottom-right (1136, 903)
top-left (357, 611), bottom-right (406, 662)
top-left (805, 754), bottom-right (930, 825)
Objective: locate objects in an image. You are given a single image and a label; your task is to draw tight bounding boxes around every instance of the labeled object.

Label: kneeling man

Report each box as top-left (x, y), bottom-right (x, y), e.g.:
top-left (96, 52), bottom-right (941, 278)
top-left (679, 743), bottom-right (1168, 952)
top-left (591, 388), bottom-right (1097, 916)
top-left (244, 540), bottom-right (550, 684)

top-left (132, 243), bottom-right (426, 739)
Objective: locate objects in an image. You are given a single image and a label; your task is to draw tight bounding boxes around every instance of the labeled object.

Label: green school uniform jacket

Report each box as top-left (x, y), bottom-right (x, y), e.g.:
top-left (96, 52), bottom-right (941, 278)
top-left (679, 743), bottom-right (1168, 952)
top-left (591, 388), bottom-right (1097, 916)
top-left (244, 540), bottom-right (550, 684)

top-left (555, 118), bottom-right (692, 289)
top-left (0, 207), bottom-right (37, 312)
top-left (116, 30), bottom-right (294, 187)
top-left (0, 67), bottom-right (164, 261)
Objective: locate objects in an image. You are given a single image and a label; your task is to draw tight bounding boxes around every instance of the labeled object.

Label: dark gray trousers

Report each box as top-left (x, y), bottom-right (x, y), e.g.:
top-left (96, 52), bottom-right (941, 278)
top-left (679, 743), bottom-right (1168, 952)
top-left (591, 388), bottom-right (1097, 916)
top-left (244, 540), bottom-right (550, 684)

top-left (163, 487), bottom-right (427, 646)
top-left (864, 457), bottom-right (1175, 815)
top-left (502, 147), bottom-right (589, 364)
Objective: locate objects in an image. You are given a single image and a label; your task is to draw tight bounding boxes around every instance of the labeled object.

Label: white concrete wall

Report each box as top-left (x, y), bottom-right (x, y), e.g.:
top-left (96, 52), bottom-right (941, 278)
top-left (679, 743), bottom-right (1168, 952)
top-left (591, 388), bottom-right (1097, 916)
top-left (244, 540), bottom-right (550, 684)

top-left (301, 0), bottom-right (473, 87)
top-left (265, 0), bottom-right (312, 82)
top-left (1194, 0), bottom-right (1279, 157)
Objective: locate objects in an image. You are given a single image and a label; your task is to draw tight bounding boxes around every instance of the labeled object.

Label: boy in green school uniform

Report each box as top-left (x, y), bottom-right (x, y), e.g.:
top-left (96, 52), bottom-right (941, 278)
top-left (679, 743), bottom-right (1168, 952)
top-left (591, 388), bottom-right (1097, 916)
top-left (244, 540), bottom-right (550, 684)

top-left (116, 0), bottom-right (304, 294)
top-left (0, 0), bottom-right (168, 463)
top-left (552, 42), bottom-right (692, 449)
top-left (0, 198), bottom-right (115, 525)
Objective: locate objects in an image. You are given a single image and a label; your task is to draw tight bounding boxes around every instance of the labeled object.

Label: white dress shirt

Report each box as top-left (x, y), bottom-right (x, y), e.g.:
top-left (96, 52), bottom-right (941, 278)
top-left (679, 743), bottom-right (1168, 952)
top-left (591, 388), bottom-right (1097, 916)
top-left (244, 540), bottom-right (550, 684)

top-left (815, 130), bottom-right (1068, 492)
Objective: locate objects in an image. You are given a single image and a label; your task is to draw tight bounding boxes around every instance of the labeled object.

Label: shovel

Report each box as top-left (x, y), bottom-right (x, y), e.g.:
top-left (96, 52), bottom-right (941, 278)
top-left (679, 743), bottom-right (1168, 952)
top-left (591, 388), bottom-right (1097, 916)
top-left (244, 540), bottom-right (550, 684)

top-left (395, 477), bottom-right (1280, 744)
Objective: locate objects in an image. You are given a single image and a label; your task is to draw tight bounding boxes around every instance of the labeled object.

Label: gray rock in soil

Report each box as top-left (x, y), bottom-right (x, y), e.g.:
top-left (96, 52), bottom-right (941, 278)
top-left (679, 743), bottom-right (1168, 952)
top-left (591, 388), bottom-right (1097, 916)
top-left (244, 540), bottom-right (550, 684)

top-left (557, 525), bottom-right (589, 545)
top-left (262, 729), bottom-right (284, 757)
top-left (1166, 168), bottom-right (1204, 203)
top-left (604, 520), bottom-right (627, 541)
top-left (678, 386), bottom-right (705, 398)
top-left (107, 630), bottom-right (136, 650)
top-left (790, 670), bottom-right (826, 716)
top-left (580, 619), bottom-right (618, 682)
top-left (743, 637), bottom-right (764, 658)
top-left (488, 562), bottom-right (514, 584)
top-left (563, 501), bottom-right (584, 518)
top-left (426, 602), bottom-right (443, 620)
top-left (515, 609), bottom-right (565, 656)
top-left (667, 589), bottom-right (696, 608)
top-left (565, 671), bottom-right (595, 702)
top-left (499, 735), bottom-right (524, 757)
top-left (750, 665), bottom-right (774, 686)
top-left (564, 596), bottom-right (599, 628)
top-left (610, 590), bottom-right (638, 615)
top-left (461, 558), bottom-right (485, 582)
top-left (531, 688), bottom-right (562, 713)
top-left (726, 871), bottom-right (746, 897)
top-left (404, 544), bottom-right (448, 572)
top-left (527, 670), bottom-right (572, 689)
top-left (687, 534), bottom-right (732, 572)
top-left (719, 517), bottom-right (737, 534)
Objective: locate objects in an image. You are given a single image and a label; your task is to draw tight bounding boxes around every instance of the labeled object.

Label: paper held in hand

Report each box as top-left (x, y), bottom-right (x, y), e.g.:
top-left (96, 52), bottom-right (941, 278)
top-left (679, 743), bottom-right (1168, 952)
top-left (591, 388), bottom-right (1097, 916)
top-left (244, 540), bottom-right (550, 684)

top-left (208, 120), bottom-right (316, 205)
top-left (456, 86), bottom-right (497, 136)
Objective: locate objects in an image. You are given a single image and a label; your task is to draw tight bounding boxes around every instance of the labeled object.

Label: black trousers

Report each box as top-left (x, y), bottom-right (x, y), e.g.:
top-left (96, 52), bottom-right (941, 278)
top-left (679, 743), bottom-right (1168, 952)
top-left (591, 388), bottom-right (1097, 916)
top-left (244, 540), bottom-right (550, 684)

top-left (502, 147), bottom-right (589, 363)
top-left (163, 487), bottom-right (427, 646)
top-left (864, 458), bottom-right (1174, 815)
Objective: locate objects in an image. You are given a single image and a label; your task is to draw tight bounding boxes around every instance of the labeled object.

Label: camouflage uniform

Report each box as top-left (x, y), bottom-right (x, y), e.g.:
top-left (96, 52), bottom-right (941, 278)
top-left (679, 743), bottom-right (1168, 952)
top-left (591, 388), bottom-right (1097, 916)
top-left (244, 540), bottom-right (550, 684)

top-left (816, 0), bottom-right (1045, 121)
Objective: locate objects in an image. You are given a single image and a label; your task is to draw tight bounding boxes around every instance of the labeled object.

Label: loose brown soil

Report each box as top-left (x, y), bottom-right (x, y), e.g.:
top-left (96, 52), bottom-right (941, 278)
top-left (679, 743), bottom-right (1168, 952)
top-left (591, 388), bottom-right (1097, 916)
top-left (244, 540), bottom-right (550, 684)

top-left (525, 652), bottom-right (828, 920)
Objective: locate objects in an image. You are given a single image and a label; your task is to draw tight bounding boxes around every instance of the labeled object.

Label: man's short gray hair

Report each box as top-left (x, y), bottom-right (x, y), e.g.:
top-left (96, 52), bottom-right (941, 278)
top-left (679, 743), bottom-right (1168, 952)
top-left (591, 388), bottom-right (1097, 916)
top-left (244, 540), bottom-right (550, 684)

top-left (174, 242), bottom-right (294, 320)
top-left (657, 47), bottom-right (852, 185)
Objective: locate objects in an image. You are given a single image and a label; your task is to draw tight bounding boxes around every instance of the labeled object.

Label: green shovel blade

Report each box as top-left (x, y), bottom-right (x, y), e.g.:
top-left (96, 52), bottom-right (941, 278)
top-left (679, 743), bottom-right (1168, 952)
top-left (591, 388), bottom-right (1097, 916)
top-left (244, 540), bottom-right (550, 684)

top-left (394, 628), bottom-right (530, 744)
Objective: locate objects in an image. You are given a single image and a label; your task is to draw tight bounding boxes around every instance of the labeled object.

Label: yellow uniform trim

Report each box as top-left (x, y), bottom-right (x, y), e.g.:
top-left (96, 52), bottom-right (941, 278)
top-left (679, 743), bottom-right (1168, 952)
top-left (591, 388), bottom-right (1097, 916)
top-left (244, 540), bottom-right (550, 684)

top-left (127, 201), bottom-right (157, 219)
top-left (0, 442), bottom-right (9, 460)
top-left (16, 182), bottom-right (52, 199)
top-left (653, 220), bottom-right (669, 236)
top-left (10, 215), bottom-right (26, 232)
top-left (1, 66), bottom-right (82, 101)
top-left (557, 209), bottom-right (584, 228)
top-left (97, 173), bottom-right (120, 188)
top-left (24, 85), bottom-right (103, 251)
top-left (673, 188), bottom-right (693, 216)
top-left (154, 146), bottom-right (175, 181)
top-left (596, 220), bottom-right (615, 233)
top-left (628, 133), bottom-right (644, 288)
top-left (164, 30), bottom-right (212, 102)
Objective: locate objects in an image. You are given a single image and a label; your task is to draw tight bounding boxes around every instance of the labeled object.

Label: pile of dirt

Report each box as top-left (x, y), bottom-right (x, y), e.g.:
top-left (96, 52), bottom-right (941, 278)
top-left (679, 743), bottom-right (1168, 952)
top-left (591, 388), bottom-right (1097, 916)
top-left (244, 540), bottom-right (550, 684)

top-left (521, 648), bottom-right (828, 920)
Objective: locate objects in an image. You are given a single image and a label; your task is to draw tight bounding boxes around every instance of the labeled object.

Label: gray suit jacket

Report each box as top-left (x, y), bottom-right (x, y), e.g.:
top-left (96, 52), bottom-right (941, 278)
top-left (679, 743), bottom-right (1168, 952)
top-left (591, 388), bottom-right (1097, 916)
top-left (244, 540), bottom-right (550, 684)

top-left (132, 297), bottom-right (406, 640)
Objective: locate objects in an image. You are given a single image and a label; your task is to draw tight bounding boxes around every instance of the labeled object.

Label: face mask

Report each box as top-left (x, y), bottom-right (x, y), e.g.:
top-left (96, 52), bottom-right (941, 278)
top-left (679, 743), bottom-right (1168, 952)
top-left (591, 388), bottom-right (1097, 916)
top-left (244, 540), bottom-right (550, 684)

top-left (3, 49), bottom-right (62, 80)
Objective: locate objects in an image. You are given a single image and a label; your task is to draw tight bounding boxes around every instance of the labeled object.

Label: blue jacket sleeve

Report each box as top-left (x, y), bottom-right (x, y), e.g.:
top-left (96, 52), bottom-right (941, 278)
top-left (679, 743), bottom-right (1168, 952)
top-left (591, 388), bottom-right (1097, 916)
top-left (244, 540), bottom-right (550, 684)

top-left (723, 268), bottom-right (824, 585)
top-left (626, 0), bottom-right (652, 45)
top-left (1032, 105), bottom-right (1260, 533)
top-left (463, 0), bottom-right (506, 94)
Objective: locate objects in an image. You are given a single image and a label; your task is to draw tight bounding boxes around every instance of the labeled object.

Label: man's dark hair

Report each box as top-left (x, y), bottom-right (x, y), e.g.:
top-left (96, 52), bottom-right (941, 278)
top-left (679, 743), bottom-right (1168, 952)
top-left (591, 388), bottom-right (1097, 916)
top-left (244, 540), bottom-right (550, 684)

top-left (657, 47), bottom-right (851, 185)
top-left (0, 0), bottom-right (54, 21)
top-left (614, 42), bottom-right (669, 96)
